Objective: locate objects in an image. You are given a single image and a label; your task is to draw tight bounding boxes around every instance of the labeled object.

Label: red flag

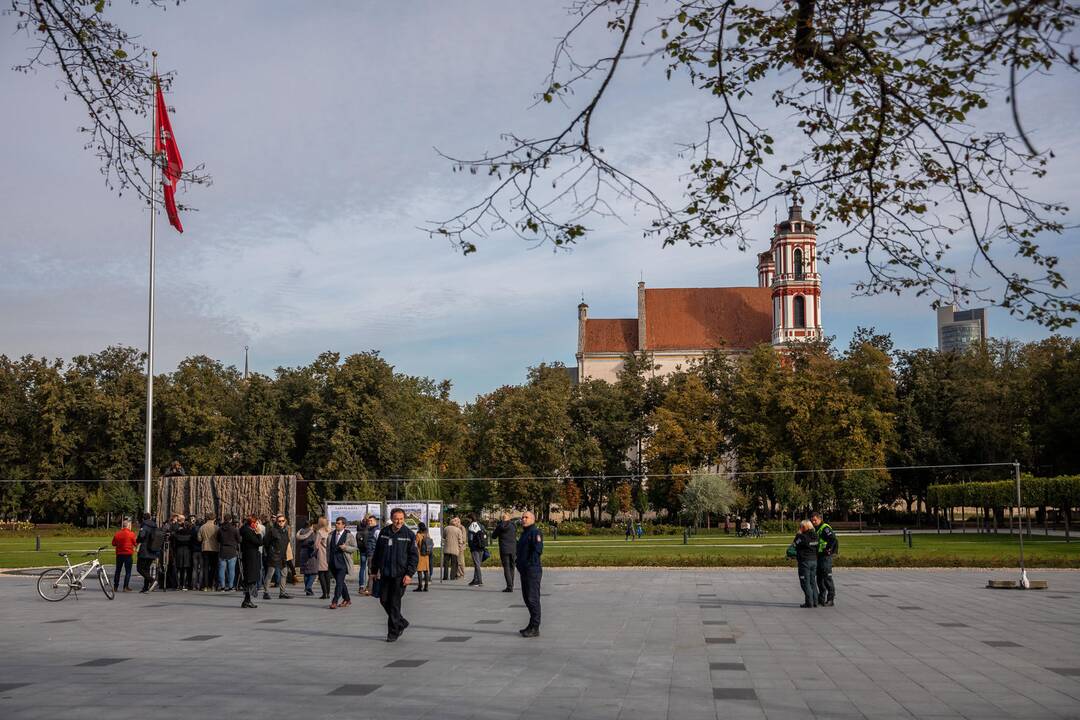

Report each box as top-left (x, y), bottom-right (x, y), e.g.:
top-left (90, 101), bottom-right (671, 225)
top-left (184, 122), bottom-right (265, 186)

top-left (154, 82), bottom-right (184, 233)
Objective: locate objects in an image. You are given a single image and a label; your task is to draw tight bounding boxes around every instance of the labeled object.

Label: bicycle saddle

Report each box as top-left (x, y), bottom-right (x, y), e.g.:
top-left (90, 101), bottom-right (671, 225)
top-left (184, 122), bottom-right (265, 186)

top-left (58, 552), bottom-right (69, 557)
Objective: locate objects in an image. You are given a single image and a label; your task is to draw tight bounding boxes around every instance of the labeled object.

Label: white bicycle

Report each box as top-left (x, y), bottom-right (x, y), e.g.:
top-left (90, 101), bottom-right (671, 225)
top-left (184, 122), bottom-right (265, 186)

top-left (37, 547), bottom-right (114, 601)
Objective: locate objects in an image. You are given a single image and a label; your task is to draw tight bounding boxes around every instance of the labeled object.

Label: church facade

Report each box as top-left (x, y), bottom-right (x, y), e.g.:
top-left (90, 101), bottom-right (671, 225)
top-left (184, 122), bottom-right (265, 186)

top-left (576, 204), bottom-right (823, 382)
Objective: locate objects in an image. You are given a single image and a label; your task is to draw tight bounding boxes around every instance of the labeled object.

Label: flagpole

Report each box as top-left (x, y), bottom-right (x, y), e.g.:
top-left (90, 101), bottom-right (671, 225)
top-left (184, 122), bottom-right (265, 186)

top-left (144, 51), bottom-right (158, 514)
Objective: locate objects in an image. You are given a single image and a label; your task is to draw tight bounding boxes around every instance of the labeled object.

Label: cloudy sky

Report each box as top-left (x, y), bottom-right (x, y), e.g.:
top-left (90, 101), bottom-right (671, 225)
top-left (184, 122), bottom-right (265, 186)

top-left (2, 2), bottom-right (1078, 401)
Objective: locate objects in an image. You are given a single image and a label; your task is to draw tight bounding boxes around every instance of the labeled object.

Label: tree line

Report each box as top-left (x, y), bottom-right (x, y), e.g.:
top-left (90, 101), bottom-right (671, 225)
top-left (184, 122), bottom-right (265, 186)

top-left (1, 333), bottom-right (1078, 523)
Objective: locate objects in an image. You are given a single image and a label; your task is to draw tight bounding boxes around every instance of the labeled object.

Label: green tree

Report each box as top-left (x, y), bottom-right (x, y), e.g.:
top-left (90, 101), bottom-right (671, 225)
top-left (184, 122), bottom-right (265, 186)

top-left (680, 473), bottom-right (738, 528)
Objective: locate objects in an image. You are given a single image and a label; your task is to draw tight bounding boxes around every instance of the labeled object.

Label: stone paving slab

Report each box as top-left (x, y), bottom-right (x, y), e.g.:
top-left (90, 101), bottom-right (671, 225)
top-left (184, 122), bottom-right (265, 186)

top-left (0, 568), bottom-right (1078, 719)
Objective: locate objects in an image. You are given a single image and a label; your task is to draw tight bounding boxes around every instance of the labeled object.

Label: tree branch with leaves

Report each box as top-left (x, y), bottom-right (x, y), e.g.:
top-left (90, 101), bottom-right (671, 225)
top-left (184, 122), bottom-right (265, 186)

top-left (434, 0), bottom-right (1079, 328)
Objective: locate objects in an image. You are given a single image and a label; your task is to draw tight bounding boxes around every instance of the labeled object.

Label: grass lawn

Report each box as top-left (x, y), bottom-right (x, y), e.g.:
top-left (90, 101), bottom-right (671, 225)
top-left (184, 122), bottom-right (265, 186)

top-left (2, 530), bottom-right (1079, 569)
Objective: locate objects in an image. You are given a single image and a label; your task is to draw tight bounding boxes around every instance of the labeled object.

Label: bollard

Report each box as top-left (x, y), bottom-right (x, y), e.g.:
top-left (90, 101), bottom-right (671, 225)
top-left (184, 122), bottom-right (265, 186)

top-left (35, 535), bottom-right (41, 551)
top-left (683, 527), bottom-right (689, 545)
top-left (907, 531), bottom-right (913, 549)
top-left (902, 528), bottom-right (907, 544)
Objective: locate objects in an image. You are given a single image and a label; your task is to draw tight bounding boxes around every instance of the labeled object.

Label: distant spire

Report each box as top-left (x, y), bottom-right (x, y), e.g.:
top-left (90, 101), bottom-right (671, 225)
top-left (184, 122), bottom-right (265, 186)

top-left (243, 345), bottom-right (249, 380)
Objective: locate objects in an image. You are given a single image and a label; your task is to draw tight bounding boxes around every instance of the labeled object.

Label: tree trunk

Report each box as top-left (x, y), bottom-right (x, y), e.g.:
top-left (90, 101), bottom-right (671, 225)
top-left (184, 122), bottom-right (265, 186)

top-left (1065, 507), bottom-right (1071, 543)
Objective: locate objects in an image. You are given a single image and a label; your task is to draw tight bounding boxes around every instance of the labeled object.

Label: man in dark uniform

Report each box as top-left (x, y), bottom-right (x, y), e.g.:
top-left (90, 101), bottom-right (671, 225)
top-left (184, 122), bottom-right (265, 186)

top-left (811, 511), bottom-right (838, 606)
top-left (371, 507), bottom-right (419, 642)
top-left (515, 510), bottom-right (543, 638)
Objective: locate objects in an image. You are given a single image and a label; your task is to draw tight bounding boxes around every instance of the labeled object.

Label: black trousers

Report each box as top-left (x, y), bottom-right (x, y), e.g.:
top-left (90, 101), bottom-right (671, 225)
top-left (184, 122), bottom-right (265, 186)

top-left (379, 576), bottom-right (409, 636)
top-left (331, 566), bottom-right (350, 604)
top-left (318, 570), bottom-right (330, 597)
top-left (137, 556), bottom-right (154, 590)
top-left (520, 567), bottom-right (541, 628)
top-left (816, 554), bottom-right (835, 601)
top-left (202, 551), bottom-right (218, 588)
top-left (501, 553), bottom-right (516, 590)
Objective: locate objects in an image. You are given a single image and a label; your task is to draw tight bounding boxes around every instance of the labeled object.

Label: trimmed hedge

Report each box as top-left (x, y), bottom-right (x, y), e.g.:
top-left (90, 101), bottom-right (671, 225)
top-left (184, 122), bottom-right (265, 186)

top-left (927, 474), bottom-right (1080, 510)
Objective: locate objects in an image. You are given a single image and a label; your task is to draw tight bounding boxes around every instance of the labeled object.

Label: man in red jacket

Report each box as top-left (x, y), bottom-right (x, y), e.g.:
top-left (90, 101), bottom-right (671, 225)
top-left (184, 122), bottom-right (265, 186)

top-left (111, 520), bottom-right (138, 592)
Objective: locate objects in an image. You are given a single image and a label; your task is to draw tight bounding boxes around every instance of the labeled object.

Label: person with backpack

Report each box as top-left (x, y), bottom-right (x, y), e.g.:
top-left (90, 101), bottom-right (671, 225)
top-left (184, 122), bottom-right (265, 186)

top-left (414, 522), bottom-right (432, 592)
top-left (811, 511), bottom-right (838, 607)
top-left (466, 515), bottom-right (488, 587)
top-left (136, 513), bottom-right (163, 593)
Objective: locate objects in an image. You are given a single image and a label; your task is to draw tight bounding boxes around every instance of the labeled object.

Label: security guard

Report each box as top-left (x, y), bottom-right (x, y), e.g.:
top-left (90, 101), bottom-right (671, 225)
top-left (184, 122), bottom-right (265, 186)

top-left (515, 510), bottom-right (543, 637)
top-left (811, 511), bottom-right (837, 606)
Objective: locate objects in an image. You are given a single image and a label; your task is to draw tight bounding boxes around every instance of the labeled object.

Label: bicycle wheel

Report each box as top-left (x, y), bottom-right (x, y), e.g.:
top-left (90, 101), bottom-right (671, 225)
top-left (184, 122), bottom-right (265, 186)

top-left (38, 568), bottom-right (72, 602)
top-left (98, 567), bottom-right (115, 600)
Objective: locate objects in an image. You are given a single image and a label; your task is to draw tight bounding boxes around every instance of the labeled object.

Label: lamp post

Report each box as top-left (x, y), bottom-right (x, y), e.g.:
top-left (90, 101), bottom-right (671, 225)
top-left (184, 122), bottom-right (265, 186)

top-left (1014, 461), bottom-right (1029, 589)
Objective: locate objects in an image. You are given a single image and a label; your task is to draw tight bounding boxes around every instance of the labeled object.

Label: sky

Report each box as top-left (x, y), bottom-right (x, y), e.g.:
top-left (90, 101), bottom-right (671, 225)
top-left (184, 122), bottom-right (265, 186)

top-left (2, 1), bottom-right (1078, 402)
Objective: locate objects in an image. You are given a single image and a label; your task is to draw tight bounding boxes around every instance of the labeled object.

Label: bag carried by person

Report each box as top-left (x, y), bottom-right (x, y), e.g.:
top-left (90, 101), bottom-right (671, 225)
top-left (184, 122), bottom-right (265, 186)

top-left (481, 548), bottom-right (491, 563)
top-left (420, 536), bottom-right (434, 556)
top-left (785, 543), bottom-right (798, 560)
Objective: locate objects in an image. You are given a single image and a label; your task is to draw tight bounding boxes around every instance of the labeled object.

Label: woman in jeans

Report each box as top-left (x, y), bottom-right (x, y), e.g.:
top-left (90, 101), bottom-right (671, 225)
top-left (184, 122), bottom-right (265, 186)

top-left (793, 520), bottom-right (819, 608)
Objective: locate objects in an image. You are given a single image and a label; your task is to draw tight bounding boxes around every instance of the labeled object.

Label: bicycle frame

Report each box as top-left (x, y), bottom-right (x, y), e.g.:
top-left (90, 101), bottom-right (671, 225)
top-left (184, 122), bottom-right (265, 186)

top-left (61, 557), bottom-right (108, 590)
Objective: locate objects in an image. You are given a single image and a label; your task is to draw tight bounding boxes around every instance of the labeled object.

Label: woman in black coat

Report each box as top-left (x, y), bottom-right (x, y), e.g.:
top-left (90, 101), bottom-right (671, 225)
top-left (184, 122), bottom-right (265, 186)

top-left (793, 520), bottom-right (819, 608)
top-left (239, 515), bottom-right (264, 609)
top-left (172, 520), bottom-right (194, 590)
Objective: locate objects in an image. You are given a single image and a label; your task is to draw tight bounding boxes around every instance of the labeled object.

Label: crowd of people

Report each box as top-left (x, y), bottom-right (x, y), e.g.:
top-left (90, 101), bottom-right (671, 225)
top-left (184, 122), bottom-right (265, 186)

top-left (110, 506), bottom-right (546, 640)
top-left (790, 512), bottom-right (838, 608)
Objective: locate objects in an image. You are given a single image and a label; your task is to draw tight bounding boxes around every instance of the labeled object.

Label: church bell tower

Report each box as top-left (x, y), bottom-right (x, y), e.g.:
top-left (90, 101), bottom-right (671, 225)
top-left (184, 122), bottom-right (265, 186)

top-left (770, 204), bottom-right (823, 345)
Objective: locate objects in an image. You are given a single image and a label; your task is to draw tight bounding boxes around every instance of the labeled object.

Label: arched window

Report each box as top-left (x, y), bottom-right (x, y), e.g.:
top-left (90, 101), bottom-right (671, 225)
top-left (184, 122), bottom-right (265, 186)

top-left (793, 295), bottom-right (806, 328)
top-left (793, 248), bottom-right (804, 280)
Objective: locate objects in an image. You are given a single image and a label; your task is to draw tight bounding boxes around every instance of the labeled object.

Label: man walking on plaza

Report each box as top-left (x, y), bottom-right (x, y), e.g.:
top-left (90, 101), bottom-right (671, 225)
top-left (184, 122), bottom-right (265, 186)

top-left (327, 517), bottom-right (356, 608)
top-left (491, 512), bottom-right (517, 592)
top-left (262, 514), bottom-right (292, 600)
top-left (515, 510), bottom-right (543, 638)
top-left (372, 508), bottom-right (419, 642)
top-left (111, 519), bottom-right (137, 592)
top-left (811, 511), bottom-right (837, 606)
top-left (197, 514), bottom-right (219, 591)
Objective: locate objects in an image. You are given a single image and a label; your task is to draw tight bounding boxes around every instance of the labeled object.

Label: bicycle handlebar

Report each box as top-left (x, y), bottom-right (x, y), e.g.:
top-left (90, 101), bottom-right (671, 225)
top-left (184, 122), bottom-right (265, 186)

top-left (82, 546), bottom-right (109, 556)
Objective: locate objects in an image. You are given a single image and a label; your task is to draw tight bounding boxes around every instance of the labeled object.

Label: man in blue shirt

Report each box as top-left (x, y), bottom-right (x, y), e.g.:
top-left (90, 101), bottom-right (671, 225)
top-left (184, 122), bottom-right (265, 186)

top-left (515, 510), bottom-right (543, 638)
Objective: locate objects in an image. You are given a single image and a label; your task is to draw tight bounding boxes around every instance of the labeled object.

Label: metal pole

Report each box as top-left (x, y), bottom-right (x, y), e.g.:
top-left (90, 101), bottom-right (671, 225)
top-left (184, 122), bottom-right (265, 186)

top-left (143, 52), bottom-right (159, 514)
top-left (1015, 461), bottom-right (1029, 588)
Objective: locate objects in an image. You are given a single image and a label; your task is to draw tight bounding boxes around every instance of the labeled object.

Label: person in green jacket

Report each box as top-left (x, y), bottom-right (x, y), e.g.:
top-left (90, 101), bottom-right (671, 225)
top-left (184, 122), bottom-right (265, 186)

top-left (811, 511), bottom-right (838, 607)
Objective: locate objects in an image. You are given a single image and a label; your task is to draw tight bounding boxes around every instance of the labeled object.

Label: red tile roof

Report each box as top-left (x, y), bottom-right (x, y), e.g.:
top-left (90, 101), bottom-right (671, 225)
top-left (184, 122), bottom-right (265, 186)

top-left (644, 287), bottom-right (772, 351)
top-left (583, 319), bottom-right (638, 353)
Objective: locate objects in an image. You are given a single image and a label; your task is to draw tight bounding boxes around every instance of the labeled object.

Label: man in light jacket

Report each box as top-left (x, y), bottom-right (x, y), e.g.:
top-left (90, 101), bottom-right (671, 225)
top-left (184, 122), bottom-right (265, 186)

top-left (197, 515), bottom-right (219, 591)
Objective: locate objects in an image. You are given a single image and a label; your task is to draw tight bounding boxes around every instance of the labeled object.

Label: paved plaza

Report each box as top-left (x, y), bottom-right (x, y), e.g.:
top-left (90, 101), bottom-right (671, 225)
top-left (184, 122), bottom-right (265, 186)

top-left (1, 568), bottom-right (1078, 719)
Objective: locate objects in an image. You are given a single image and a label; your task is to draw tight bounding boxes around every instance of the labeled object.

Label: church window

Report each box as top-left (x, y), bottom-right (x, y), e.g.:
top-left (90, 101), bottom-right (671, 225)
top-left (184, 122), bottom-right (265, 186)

top-left (793, 295), bottom-right (806, 328)
top-left (793, 248), bottom-right (804, 280)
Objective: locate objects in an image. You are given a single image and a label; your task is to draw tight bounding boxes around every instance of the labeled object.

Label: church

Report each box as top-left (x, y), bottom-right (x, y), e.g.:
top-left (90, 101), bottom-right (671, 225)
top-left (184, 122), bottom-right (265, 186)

top-left (575, 204), bottom-right (823, 382)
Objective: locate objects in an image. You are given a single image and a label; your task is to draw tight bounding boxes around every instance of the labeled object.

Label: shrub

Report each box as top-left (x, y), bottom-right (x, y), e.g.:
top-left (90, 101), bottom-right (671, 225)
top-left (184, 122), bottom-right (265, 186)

top-left (554, 520), bottom-right (590, 536)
